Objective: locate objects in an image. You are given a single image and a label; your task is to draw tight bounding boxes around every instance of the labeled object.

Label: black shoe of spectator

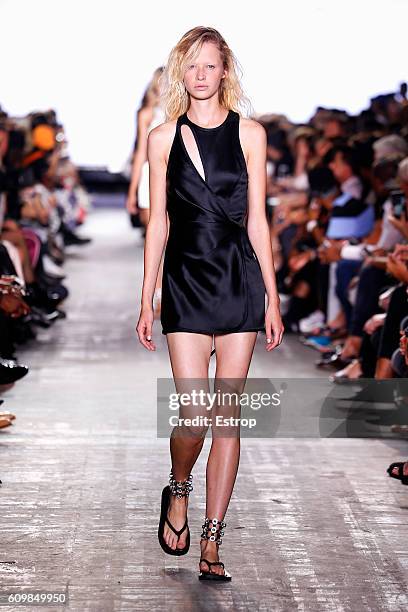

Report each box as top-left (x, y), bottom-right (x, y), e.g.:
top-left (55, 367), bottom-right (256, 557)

top-left (25, 282), bottom-right (65, 311)
top-left (315, 346), bottom-right (343, 368)
top-left (37, 271), bottom-right (67, 288)
top-left (0, 358), bottom-right (29, 385)
top-left (45, 284), bottom-right (69, 303)
top-left (63, 227), bottom-right (92, 246)
top-left (29, 306), bottom-right (61, 328)
top-left (36, 274), bottom-right (69, 303)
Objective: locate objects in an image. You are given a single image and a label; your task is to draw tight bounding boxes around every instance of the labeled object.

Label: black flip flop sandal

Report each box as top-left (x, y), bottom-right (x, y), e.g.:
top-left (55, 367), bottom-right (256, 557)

top-left (387, 461), bottom-right (408, 485)
top-left (198, 517), bottom-right (231, 582)
top-left (158, 470), bottom-right (193, 556)
top-left (158, 486), bottom-right (190, 555)
top-left (199, 558), bottom-right (231, 581)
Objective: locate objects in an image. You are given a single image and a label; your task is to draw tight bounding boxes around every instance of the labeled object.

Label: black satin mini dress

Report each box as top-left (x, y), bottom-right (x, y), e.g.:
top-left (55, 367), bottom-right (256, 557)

top-left (161, 109), bottom-right (266, 335)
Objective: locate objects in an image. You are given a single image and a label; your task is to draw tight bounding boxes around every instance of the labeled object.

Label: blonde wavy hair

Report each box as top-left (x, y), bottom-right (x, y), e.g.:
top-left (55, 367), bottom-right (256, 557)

top-left (140, 66), bottom-right (164, 109)
top-left (159, 26), bottom-right (252, 121)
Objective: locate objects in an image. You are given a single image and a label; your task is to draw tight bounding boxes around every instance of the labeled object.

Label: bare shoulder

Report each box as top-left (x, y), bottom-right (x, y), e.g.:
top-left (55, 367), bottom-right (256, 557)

top-left (239, 117), bottom-right (266, 142)
top-left (148, 119), bottom-right (177, 161)
top-left (239, 117), bottom-right (266, 162)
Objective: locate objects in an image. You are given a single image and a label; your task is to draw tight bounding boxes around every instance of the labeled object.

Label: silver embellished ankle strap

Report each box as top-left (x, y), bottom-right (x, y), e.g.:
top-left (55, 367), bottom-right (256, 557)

top-left (168, 469), bottom-right (193, 498)
top-left (200, 517), bottom-right (226, 546)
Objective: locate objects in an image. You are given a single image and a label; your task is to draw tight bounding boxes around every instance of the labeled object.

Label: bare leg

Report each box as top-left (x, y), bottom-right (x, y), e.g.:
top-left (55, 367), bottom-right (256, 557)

top-left (163, 332), bottom-right (213, 550)
top-left (375, 357), bottom-right (394, 379)
top-left (200, 331), bottom-right (257, 576)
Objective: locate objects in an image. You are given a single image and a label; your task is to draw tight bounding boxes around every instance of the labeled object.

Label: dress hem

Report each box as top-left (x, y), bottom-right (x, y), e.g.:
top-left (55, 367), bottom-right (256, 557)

top-left (162, 326), bottom-right (265, 336)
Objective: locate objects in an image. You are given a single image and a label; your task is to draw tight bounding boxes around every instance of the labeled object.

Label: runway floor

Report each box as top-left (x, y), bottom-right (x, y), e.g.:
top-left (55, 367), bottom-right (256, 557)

top-left (1, 208), bottom-right (408, 611)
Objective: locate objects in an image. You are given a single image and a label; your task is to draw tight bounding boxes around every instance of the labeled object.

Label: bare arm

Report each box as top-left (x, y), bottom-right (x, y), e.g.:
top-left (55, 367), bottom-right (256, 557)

top-left (243, 120), bottom-right (284, 349)
top-left (136, 123), bottom-right (171, 350)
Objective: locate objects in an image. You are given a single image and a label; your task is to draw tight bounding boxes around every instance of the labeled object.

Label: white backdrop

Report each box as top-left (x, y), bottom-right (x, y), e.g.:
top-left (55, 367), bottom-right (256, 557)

top-left (1, 0), bottom-right (407, 171)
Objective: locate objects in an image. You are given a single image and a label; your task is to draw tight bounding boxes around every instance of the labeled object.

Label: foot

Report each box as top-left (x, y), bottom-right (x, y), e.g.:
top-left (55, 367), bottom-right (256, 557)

top-left (333, 359), bottom-right (363, 381)
top-left (340, 336), bottom-right (362, 361)
top-left (327, 312), bottom-right (347, 331)
top-left (199, 539), bottom-right (226, 577)
top-left (163, 495), bottom-right (189, 551)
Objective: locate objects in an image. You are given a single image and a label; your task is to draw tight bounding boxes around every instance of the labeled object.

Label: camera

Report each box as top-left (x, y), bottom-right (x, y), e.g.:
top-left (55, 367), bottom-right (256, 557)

top-left (390, 189), bottom-right (406, 219)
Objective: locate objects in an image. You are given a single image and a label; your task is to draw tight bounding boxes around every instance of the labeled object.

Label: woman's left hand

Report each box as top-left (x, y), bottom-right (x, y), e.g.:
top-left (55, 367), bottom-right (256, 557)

top-left (265, 303), bottom-right (284, 351)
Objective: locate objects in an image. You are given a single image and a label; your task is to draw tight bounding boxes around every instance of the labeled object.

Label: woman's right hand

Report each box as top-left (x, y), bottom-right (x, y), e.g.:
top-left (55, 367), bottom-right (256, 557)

top-left (126, 192), bottom-right (138, 215)
top-left (136, 306), bottom-right (156, 351)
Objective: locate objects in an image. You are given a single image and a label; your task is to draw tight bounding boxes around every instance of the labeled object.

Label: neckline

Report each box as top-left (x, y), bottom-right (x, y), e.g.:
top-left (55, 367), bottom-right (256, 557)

top-left (184, 109), bottom-right (231, 131)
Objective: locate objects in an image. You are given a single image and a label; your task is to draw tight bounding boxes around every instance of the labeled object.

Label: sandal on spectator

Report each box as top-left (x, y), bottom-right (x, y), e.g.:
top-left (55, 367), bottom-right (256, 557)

top-left (0, 416), bottom-right (13, 429)
top-left (387, 461), bottom-right (408, 485)
top-left (329, 359), bottom-right (363, 383)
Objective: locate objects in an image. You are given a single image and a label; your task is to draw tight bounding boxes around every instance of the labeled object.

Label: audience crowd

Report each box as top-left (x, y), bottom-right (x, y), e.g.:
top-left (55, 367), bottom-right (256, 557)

top-left (0, 104), bottom-right (91, 429)
top-left (258, 83), bottom-right (408, 384)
